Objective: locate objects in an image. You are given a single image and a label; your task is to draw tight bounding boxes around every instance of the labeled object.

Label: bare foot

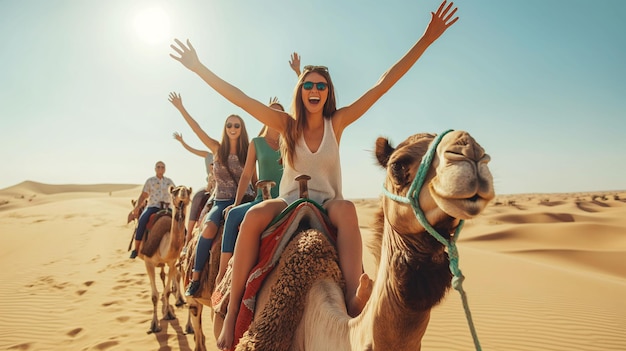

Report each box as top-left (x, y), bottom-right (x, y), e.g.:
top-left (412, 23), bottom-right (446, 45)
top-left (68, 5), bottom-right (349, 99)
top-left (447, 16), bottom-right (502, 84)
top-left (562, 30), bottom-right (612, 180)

top-left (347, 273), bottom-right (373, 317)
top-left (216, 310), bottom-right (237, 350)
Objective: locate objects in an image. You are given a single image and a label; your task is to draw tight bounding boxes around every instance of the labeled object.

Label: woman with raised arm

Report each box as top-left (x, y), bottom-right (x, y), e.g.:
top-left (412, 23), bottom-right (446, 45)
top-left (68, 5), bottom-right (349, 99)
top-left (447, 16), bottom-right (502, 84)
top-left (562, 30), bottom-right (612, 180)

top-left (168, 92), bottom-right (253, 297)
top-left (172, 131), bottom-right (215, 242)
top-left (170, 2), bottom-right (458, 348)
top-left (216, 98), bottom-right (285, 285)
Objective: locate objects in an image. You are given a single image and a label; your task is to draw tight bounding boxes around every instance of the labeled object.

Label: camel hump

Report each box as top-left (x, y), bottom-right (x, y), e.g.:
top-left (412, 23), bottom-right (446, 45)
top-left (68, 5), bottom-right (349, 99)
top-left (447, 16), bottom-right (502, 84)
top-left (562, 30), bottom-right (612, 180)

top-left (146, 209), bottom-right (172, 231)
top-left (238, 229), bottom-right (343, 350)
top-left (141, 214), bottom-right (172, 257)
top-left (227, 200), bottom-right (340, 349)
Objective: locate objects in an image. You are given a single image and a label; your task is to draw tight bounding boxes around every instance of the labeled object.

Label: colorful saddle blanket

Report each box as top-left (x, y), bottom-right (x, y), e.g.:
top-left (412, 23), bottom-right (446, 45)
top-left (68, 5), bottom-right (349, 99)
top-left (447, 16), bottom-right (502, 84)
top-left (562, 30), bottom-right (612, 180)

top-left (211, 199), bottom-right (337, 349)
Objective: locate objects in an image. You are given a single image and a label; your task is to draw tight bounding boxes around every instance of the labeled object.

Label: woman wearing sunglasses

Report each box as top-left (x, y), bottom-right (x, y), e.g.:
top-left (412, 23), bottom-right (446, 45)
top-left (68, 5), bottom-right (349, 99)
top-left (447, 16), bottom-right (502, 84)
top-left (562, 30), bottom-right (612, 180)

top-left (168, 92), bottom-right (253, 297)
top-left (216, 97), bottom-right (287, 286)
top-left (170, 1), bottom-right (458, 348)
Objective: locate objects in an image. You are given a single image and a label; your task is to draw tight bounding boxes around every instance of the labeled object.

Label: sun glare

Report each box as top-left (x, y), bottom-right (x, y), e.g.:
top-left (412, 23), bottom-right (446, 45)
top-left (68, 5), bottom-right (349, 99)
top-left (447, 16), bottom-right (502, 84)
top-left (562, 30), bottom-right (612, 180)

top-left (133, 7), bottom-right (170, 45)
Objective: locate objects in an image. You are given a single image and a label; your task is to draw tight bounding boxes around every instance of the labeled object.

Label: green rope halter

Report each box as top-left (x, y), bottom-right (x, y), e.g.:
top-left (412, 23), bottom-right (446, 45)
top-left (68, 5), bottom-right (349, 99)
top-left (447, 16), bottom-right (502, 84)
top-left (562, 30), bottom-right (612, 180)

top-left (381, 129), bottom-right (482, 351)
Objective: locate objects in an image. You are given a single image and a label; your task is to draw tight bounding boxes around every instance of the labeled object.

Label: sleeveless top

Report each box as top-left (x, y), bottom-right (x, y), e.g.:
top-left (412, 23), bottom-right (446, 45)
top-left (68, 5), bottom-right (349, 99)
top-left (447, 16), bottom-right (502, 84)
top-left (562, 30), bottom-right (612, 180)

top-left (253, 136), bottom-right (283, 201)
top-left (279, 118), bottom-right (343, 205)
top-left (213, 154), bottom-right (244, 200)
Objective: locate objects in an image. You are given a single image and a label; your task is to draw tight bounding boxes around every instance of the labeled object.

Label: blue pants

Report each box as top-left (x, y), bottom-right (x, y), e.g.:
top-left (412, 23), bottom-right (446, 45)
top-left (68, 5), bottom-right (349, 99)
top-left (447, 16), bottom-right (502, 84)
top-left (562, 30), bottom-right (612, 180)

top-left (221, 199), bottom-right (262, 253)
top-left (134, 206), bottom-right (160, 241)
top-left (193, 199), bottom-right (235, 273)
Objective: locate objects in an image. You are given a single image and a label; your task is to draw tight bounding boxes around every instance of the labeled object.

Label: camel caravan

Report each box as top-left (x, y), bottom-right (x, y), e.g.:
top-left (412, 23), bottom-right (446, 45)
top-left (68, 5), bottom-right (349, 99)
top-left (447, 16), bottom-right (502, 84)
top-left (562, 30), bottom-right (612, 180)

top-left (128, 130), bottom-right (494, 350)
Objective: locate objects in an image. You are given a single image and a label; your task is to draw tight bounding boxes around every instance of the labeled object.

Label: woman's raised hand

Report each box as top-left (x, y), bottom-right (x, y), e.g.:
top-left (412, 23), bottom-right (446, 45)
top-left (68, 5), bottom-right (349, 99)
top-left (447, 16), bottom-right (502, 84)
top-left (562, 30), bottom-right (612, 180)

top-left (289, 52), bottom-right (301, 76)
top-left (168, 92), bottom-right (183, 109)
top-left (170, 39), bottom-right (202, 72)
top-left (172, 132), bottom-right (183, 143)
top-left (422, 0), bottom-right (459, 45)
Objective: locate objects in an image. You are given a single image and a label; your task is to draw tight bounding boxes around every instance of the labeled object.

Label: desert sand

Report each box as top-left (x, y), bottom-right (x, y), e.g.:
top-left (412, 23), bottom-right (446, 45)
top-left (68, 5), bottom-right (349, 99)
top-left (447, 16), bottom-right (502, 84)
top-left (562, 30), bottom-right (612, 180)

top-left (1, 181), bottom-right (625, 351)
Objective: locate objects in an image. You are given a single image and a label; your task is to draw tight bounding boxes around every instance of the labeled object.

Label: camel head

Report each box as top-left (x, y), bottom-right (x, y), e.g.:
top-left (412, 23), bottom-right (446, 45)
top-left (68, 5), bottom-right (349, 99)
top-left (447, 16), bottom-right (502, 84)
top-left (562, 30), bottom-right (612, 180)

top-left (170, 185), bottom-right (192, 211)
top-left (170, 185), bottom-right (192, 222)
top-left (127, 199), bottom-right (148, 224)
top-left (371, 130), bottom-right (494, 276)
top-left (376, 130), bottom-right (494, 234)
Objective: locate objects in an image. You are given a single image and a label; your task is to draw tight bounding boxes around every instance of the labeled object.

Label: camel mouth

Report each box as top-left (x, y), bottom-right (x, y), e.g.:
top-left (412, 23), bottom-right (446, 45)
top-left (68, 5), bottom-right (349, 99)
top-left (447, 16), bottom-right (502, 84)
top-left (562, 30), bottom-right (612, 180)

top-left (468, 194), bottom-right (480, 202)
top-left (432, 192), bottom-right (489, 220)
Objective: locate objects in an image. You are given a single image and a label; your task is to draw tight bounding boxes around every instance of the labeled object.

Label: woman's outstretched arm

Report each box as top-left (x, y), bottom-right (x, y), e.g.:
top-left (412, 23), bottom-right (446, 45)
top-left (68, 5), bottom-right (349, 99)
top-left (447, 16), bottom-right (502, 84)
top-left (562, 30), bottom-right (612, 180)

top-left (168, 92), bottom-right (220, 154)
top-left (334, 0), bottom-right (459, 132)
top-left (172, 132), bottom-right (210, 158)
top-left (170, 40), bottom-right (289, 133)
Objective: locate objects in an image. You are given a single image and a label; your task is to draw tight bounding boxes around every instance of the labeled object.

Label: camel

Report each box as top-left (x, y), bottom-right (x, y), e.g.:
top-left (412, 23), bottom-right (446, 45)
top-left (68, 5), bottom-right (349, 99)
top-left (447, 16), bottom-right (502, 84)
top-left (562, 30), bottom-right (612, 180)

top-left (217, 130), bottom-right (495, 350)
top-left (136, 185), bottom-right (192, 333)
top-left (128, 199), bottom-right (182, 296)
top-left (180, 180), bottom-right (276, 351)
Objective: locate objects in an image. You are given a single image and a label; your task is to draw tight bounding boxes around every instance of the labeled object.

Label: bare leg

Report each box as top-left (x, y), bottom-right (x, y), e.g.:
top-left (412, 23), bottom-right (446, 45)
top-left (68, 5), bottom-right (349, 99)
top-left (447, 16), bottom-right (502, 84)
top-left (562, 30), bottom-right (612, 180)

top-left (216, 252), bottom-right (232, 285)
top-left (325, 199), bottom-right (372, 317)
top-left (216, 200), bottom-right (286, 350)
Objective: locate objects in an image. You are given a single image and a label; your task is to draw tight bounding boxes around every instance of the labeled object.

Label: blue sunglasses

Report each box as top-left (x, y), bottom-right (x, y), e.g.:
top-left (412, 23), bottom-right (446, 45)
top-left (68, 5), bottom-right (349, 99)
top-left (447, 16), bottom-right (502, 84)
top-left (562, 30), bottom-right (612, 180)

top-left (302, 81), bottom-right (327, 91)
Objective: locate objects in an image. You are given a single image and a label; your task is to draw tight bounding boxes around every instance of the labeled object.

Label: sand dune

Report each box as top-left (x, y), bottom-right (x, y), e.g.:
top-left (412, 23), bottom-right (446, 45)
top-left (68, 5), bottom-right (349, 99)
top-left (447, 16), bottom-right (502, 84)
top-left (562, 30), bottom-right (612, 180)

top-left (1, 182), bottom-right (625, 350)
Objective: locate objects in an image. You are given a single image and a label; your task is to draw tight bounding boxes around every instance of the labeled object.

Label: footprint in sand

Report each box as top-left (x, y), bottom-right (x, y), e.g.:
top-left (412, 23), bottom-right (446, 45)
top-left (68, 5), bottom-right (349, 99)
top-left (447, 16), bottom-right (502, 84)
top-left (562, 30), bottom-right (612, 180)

top-left (67, 327), bottom-right (83, 337)
top-left (76, 280), bottom-right (95, 295)
top-left (102, 300), bottom-right (122, 307)
top-left (92, 340), bottom-right (119, 350)
top-left (7, 342), bottom-right (31, 350)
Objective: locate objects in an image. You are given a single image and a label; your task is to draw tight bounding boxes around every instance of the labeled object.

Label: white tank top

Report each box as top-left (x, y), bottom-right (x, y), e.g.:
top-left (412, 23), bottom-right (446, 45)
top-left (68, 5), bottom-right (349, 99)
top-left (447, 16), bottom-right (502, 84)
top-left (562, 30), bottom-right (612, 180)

top-left (279, 118), bottom-right (343, 205)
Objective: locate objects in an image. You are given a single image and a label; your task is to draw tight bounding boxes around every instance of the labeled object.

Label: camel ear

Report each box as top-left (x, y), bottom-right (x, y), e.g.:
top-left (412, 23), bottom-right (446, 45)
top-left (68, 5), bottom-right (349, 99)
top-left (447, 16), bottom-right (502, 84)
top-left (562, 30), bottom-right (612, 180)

top-left (375, 137), bottom-right (395, 168)
top-left (189, 187), bottom-right (192, 194)
top-left (169, 185), bottom-right (174, 194)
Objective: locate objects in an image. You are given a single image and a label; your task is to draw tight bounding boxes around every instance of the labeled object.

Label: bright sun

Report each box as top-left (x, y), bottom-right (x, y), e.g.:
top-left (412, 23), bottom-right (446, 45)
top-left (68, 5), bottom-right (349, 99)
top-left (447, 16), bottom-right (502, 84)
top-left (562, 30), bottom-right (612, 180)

top-left (133, 7), bottom-right (171, 44)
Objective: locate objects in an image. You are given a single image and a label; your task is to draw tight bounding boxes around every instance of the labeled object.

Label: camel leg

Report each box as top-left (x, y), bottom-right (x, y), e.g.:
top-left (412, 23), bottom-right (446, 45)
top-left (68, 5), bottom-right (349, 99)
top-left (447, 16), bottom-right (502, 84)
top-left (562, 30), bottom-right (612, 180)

top-left (144, 261), bottom-right (162, 333)
top-left (188, 298), bottom-right (207, 351)
top-left (160, 266), bottom-right (166, 289)
top-left (185, 304), bottom-right (194, 335)
top-left (174, 268), bottom-right (186, 307)
top-left (161, 262), bottom-right (177, 321)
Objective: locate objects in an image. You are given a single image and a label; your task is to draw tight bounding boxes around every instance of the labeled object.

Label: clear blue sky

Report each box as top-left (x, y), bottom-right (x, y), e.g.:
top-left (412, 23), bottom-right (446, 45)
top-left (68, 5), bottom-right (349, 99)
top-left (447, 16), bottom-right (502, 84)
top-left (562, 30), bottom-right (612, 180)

top-left (1, 0), bottom-right (625, 198)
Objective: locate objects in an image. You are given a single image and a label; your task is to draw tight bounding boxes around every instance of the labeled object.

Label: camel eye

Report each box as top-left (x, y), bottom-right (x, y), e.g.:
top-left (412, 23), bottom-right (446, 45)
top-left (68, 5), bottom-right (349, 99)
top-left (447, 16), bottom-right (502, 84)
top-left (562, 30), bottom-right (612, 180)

top-left (390, 161), bottom-right (410, 186)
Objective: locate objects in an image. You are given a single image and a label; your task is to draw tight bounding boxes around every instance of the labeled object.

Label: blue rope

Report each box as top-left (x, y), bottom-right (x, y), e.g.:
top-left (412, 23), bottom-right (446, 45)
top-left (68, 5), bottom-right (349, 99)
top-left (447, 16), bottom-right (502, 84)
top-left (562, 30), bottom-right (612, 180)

top-left (381, 129), bottom-right (482, 351)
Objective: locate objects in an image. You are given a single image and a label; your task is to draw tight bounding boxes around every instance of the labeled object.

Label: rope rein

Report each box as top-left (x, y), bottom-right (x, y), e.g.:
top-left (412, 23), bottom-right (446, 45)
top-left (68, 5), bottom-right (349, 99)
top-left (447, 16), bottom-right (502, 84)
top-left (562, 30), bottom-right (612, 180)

top-left (381, 129), bottom-right (482, 351)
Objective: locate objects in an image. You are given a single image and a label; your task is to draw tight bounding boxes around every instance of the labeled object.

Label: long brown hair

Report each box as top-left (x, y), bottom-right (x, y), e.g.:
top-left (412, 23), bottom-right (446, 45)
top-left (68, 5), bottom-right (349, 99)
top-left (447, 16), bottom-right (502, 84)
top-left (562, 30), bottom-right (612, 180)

top-left (258, 99), bottom-right (285, 137)
top-left (281, 66), bottom-right (337, 168)
top-left (216, 114), bottom-right (249, 168)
